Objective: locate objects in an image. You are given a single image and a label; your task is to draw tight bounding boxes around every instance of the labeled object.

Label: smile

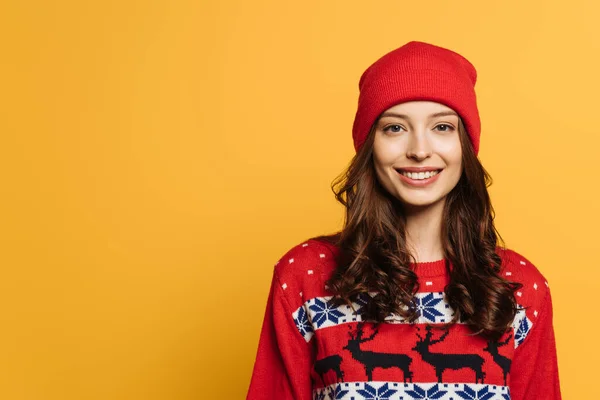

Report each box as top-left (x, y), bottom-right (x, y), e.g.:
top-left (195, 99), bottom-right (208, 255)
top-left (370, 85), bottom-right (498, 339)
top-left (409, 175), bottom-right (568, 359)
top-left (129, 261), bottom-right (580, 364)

top-left (398, 170), bottom-right (441, 180)
top-left (395, 168), bottom-right (443, 186)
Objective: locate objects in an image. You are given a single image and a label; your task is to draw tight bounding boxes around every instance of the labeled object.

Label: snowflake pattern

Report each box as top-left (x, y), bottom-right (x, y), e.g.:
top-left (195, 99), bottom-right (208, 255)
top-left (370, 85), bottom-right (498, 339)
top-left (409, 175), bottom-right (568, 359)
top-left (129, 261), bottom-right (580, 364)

top-left (413, 292), bottom-right (445, 323)
top-left (293, 292), bottom-right (533, 347)
top-left (357, 383), bottom-right (397, 400)
top-left (293, 293), bottom-right (457, 341)
top-left (405, 383), bottom-right (447, 399)
top-left (309, 298), bottom-right (346, 328)
top-left (313, 383), bottom-right (510, 400)
top-left (510, 307), bottom-right (533, 348)
top-left (328, 385), bottom-right (349, 399)
top-left (514, 314), bottom-right (531, 347)
top-left (293, 304), bottom-right (314, 338)
top-left (456, 385), bottom-right (496, 400)
top-left (352, 292), bottom-right (371, 316)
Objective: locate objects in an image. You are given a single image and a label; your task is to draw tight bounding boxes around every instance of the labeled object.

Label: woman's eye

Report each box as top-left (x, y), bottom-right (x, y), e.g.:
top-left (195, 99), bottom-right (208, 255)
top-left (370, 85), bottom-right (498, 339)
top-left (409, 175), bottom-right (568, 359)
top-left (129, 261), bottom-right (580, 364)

top-left (384, 124), bottom-right (403, 133)
top-left (435, 124), bottom-right (454, 132)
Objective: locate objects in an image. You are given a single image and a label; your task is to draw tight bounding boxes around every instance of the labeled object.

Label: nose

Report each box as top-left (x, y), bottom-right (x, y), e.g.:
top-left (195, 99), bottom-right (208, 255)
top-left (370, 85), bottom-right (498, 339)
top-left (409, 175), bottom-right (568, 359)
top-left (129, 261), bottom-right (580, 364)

top-left (406, 129), bottom-right (432, 161)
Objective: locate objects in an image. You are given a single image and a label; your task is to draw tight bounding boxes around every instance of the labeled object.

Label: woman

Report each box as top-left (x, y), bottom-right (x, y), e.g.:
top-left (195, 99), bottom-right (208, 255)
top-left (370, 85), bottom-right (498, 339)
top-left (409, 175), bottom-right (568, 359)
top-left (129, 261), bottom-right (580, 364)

top-left (246, 41), bottom-right (561, 400)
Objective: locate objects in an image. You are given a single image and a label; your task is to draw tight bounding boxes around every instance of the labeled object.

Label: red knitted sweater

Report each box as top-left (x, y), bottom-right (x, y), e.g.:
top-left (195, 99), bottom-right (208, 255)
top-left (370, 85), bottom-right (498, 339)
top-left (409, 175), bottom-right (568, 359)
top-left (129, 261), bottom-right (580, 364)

top-left (246, 239), bottom-right (561, 400)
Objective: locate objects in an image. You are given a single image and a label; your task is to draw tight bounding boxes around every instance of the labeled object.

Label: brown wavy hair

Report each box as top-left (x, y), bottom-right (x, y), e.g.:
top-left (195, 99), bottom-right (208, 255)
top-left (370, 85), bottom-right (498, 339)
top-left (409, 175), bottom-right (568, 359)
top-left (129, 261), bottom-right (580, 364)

top-left (315, 118), bottom-right (522, 341)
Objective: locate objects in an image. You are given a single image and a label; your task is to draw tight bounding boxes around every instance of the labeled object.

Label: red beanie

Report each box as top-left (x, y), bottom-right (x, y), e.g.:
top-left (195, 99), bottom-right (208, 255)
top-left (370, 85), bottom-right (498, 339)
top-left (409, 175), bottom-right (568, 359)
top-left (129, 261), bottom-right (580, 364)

top-left (352, 41), bottom-right (481, 155)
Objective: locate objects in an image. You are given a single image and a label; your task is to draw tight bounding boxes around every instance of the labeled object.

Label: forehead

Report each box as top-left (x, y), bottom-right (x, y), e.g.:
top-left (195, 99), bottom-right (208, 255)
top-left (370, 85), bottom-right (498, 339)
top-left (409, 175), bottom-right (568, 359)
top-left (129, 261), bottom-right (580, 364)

top-left (381, 101), bottom-right (458, 118)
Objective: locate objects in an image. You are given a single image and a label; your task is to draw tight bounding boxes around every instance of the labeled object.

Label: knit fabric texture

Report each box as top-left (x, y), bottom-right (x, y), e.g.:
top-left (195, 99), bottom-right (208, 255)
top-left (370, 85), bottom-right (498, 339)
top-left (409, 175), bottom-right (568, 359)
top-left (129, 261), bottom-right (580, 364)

top-left (352, 41), bottom-right (481, 154)
top-left (246, 239), bottom-right (561, 400)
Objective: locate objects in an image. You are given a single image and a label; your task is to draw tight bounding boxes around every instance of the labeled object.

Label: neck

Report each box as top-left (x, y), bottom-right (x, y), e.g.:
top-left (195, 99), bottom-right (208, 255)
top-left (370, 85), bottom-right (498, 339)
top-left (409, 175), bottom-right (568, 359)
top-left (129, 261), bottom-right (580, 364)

top-left (403, 199), bottom-right (445, 263)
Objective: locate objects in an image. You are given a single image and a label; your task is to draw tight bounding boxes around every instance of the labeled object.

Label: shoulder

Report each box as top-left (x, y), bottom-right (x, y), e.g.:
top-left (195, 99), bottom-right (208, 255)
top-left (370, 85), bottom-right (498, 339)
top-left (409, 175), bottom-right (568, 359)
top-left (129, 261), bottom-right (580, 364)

top-left (496, 246), bottom-right (553, 346)
top-left (272, 238), bottom-right (340, 304)
top-left (273, 238), bottom-right (339, 278)
top-left (496, 246), bottom-right (550, 295)
top-left (496, 247), bottom-right (548, 290)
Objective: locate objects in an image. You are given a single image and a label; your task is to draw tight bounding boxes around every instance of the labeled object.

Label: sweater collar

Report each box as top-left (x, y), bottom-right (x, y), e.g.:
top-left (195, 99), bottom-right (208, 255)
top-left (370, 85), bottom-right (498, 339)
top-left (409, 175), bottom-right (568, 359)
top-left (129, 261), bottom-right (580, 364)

top-left (409, 258), bottom-right (449, 278)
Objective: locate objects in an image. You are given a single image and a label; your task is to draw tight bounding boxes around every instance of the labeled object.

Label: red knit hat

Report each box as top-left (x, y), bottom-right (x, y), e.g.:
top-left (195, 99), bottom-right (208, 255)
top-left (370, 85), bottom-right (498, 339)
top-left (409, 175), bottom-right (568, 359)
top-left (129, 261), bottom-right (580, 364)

top-left (352, 41), bottom-right (481, 154)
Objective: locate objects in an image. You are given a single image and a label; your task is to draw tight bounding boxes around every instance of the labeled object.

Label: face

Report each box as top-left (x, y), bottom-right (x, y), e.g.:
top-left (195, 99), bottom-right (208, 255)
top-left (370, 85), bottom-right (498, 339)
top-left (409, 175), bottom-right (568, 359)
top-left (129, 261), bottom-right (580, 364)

top-left (372, 101), bottom-right (463, 210)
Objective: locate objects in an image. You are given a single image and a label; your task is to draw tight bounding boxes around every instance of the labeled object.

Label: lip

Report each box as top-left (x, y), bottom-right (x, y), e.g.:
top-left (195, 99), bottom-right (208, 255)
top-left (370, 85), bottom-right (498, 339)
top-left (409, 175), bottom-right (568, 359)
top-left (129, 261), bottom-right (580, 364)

top-left (395, 166), bottom-right (444, 172)
top-left (396, 168), bottom-right (443, 187)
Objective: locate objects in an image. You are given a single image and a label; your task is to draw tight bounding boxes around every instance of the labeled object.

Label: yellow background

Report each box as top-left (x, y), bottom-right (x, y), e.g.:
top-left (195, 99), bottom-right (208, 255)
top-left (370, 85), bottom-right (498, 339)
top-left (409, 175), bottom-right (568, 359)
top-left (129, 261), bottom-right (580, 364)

top-left (1, 0), bottom-right (596, 398)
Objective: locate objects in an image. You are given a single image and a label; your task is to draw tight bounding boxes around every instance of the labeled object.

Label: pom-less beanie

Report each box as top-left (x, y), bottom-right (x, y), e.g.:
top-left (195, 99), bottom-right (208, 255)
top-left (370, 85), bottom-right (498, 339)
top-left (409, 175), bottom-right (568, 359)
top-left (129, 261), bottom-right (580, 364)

top-left (352, 41), bottom-right (481, 155)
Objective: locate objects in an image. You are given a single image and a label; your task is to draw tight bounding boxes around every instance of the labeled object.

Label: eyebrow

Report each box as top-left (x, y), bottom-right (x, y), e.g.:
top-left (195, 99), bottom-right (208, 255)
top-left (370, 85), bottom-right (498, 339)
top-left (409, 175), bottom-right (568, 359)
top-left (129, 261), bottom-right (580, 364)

top-left (379, 110), bottom-right (458, 119)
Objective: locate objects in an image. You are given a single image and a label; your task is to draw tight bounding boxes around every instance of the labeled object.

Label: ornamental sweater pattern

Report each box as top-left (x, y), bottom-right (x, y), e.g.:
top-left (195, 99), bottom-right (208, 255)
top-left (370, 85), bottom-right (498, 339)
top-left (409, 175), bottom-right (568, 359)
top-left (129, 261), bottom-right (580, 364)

top-left (246, 239), bottom-right (561, 400)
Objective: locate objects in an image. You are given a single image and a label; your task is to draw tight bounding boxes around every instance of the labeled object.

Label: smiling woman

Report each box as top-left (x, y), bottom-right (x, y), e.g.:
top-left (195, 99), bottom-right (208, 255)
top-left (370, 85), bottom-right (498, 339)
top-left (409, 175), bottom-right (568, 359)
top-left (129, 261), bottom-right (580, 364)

top-left (373, 102), bottom-right (463, 210)
top-left (246, 41), bottom-right (561, 400)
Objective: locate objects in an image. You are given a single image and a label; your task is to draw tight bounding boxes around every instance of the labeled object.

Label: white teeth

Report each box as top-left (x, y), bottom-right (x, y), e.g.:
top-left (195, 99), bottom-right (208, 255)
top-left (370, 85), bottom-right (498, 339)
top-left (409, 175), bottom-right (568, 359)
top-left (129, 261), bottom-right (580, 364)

top-left (400, 170), bottom-right (440, 180)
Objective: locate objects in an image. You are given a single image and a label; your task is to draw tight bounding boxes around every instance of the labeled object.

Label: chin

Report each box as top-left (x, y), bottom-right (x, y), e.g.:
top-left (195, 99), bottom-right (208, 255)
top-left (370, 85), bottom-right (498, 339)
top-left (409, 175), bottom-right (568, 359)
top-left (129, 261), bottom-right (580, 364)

top-left (395, 192), bottom-right (446, 209)
top-left (401, 200), bottom-right (441, 208)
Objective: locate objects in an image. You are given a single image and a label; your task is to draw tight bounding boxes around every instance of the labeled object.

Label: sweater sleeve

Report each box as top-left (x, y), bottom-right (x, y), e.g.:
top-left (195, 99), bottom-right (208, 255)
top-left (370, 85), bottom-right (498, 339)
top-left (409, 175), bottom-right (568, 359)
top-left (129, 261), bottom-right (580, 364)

top-left (509, 287), bottom-right (561, 400)
top-left (246, 270), bottom-right (314, 400)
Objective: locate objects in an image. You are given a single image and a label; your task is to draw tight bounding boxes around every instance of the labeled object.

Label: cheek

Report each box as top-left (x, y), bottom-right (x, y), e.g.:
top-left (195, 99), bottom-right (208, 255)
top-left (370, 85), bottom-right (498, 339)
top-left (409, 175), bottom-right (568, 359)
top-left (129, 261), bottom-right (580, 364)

top-left (450, 145), bottom-right (463, 170)
top-left (436, 137), bottom-right (462, 168)
top-left (372, 153), bottom-right (390, 183)
top-left (372, 141), bottom-right (387, 168)
top-left (372, 140), bottom-right (398, 187)
top-left (446, 149), bottom-right (463, 183)
top-left (373, 135), bottom-right (401, 166)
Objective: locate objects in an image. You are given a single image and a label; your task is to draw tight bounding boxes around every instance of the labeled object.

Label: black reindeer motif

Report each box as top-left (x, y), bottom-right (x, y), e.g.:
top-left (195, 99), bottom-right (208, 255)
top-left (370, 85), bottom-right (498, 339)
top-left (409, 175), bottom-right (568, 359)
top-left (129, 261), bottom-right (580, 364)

top-left (413, 325), bottom-right (486, 383)
top-left (483, 333), bottom-right (512, 385)
top-left (343, 322), bottom-right (414, 382)
top-left (314, 354), bottom-right (345, 386)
